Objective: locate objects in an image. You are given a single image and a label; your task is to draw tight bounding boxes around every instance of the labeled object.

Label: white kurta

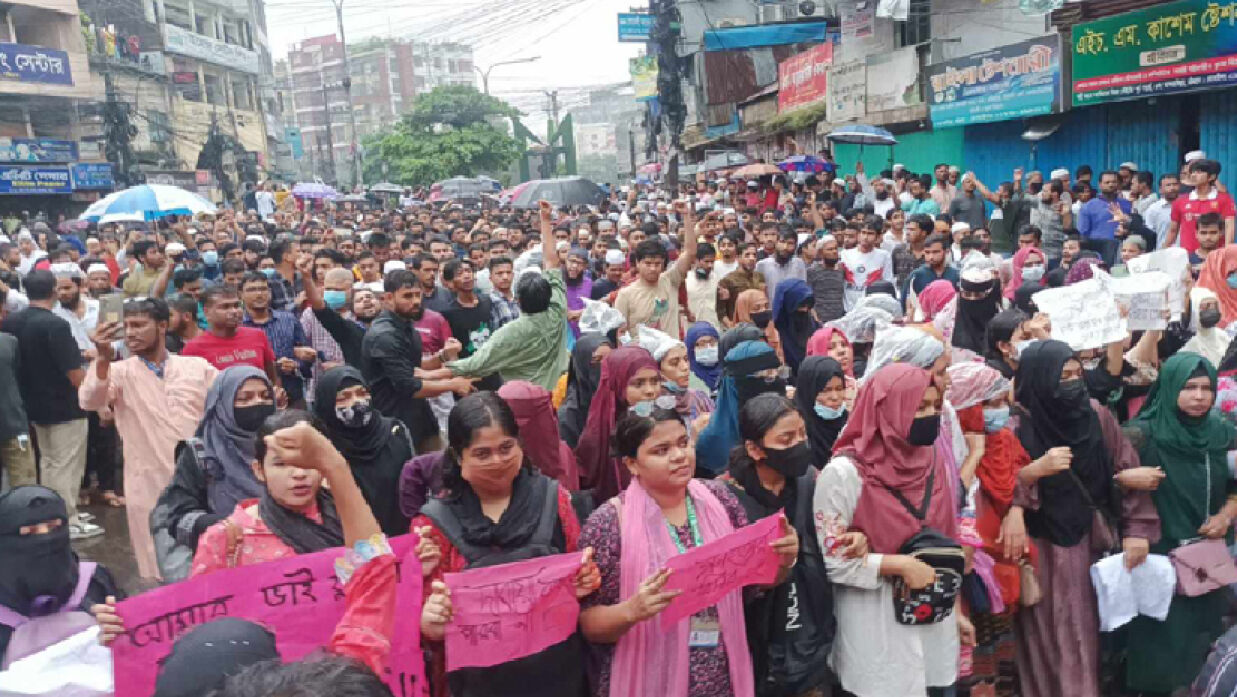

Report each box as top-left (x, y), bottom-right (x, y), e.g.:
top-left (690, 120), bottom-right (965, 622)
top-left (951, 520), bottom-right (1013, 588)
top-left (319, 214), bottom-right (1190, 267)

top-left (813, 456), bottom-right (959, 697)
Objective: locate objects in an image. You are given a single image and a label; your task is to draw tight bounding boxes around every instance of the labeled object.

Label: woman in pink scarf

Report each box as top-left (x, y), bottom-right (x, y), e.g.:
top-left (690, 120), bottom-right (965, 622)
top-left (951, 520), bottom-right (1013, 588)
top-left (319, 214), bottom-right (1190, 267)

top-left (1004, 246), bottom-right (1046, 300)
top-left (806, 327), bottom-right (857, 408)
top-left (578, 409), bottom-right (799, 697)
top-left (917, 279), bottom-right (957, 321)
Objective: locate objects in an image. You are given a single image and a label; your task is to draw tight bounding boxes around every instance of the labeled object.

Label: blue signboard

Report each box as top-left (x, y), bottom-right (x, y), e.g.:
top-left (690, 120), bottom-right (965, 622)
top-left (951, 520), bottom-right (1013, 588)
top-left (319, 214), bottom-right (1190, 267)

top-left (618, 13), bottom-right (654, 43)
top-left (0, 166), bottom-right (72, 194)
top-left (0, 43), bottom-right (73, 86)
top-left (72, 163), bottom-right (115, 190)
top-left (284, 127), bottom-right (304, 160)
top-left (0, 138), bottom-right (77, 163)
top-left (926, 35), bottom-right (1062, 129)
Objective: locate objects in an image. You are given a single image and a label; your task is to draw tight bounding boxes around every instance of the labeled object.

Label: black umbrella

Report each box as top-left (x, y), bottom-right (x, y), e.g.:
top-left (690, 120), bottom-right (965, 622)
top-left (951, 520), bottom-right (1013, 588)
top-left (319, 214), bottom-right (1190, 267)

top-left (510, 176), bottom-right (604, 209)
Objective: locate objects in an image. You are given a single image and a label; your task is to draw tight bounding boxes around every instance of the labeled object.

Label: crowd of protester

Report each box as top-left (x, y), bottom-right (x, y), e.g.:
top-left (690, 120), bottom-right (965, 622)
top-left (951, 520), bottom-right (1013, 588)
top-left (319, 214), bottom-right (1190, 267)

top-left (3, 150), bottom-right (1237, 697)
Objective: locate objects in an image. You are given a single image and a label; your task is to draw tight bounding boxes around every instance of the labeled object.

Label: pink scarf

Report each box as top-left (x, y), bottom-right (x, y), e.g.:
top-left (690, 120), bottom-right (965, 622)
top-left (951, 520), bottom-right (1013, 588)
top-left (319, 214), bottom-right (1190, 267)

top-left (609, 478), bottom-right (755, 697)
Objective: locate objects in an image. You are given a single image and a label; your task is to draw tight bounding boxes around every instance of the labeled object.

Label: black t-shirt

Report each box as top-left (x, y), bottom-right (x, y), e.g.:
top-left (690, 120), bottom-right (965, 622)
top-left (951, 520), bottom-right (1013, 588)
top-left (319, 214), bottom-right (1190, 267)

top-left (313, 308), bottom-right (366, 369)
top-left (0, 307), bottom-right (85, 424)
top-left (166, 333), bottom-right (186, 354)
top-left (443, 294), bottom-right (501, 392)
top-left (591, 278), bottom-right (618, 300)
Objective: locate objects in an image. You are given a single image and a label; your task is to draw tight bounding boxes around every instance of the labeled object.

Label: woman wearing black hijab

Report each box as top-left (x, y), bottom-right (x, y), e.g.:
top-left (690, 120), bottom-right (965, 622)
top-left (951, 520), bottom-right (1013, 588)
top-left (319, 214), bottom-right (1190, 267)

top-left (0, 486), bottom-right (121, 667)
top-left (313, 366), bottom-right (414, 536)
top-left (793, 356), bottom-right (849, 467)
top-left (557, 333), bottom-right (612, 448)
top-left (951, 267), bottom-right (1003, 354)
top-left (719, 322), bottom-right (764, 361)
top-left (1010, 340), bottom-right (1159, 697)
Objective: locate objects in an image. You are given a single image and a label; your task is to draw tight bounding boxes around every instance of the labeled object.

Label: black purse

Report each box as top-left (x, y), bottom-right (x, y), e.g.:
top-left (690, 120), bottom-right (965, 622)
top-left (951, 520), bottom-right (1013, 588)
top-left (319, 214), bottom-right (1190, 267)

top-left (885, 469), bottom-right (966, 625)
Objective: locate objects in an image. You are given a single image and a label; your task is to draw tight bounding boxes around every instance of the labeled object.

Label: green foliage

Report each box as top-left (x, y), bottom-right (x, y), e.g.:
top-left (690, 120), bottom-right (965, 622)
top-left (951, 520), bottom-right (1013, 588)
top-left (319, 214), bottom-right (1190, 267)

top-left (364, 86), bottom-right (523, 186)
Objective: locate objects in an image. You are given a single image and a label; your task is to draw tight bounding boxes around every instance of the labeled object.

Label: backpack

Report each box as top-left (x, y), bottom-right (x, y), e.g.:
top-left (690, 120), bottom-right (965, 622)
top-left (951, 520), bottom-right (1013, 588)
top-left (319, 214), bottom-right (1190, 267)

top-left (0, 562), bottom-right (97, 669)
top-left (151, 438), bottom-right (209, 583)
top-left (884, 468), bottom-right (965, 626)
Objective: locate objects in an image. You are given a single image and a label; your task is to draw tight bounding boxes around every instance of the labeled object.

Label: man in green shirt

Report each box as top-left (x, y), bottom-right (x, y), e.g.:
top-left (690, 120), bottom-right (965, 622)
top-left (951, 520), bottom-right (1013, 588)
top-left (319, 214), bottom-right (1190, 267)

top-left (440, 200), bottom-right (569, 391)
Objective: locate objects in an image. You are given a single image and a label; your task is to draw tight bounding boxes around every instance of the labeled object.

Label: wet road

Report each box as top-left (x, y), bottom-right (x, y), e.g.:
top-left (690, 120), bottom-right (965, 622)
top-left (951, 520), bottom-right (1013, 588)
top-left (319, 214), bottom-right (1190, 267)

top-left (73, 500), bottom-right (152, 595)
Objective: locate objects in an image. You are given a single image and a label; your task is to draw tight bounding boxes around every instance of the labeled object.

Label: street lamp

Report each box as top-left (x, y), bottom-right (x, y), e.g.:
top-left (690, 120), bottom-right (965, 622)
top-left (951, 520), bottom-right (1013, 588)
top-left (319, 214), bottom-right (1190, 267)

top-left (474, 56), bottom-right (541, 95)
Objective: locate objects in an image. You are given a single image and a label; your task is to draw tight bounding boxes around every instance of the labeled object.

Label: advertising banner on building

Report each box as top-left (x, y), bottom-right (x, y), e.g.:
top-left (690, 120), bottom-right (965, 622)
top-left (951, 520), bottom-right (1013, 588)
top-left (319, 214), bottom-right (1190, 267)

top-left (827, 60), bottom-right (866, 123)
top-left (0, 166), bottom-right (72, 194)
top-left (866, 46), bottom-right (921, 113)
top-left (778, 42), bottom-right (834, 112)
top-left (631, 56), bottom-right (658, 102)
top-left (71, 163), bottom-right (115, 190)
top-left (618, 13), bottom-right (654, 42)
top-left (927, 35), bottom-right (1062, 128)
top-left (164, 24), bottom-right (260, 74)
top-left (0, 138), bottom-right (78, 163)
top-left (0, 43), bottom-right (72, 85)
top-left (1072, 0), bottom-right (1237, 106)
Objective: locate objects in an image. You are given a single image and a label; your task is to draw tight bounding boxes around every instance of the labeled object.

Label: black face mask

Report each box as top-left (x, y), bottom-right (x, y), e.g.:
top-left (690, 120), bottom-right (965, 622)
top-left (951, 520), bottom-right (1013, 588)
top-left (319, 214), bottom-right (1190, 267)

top-left (750, 310), bottom-right (772, 329)
top-left (762, 441), bottom-right (813, 478)
top-left (1201, 307), bottom-right (1222, 328)
top-left (737, 376), bottom-right (786, 403)
top-left (1057, 378), bottom-right (1089, 405)
top-left (234, 402), bottom-right (275, 432)
top-left (906, 414), bottom-right (940, 446)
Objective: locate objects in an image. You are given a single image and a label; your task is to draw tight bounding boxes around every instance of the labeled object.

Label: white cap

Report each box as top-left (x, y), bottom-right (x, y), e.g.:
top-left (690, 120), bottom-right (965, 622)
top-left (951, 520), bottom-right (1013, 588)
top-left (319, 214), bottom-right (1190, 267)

top-left (951, 221), bottom-right (971, 234)
top-left (1119, 161), bottom-right (1138, 170)
top-left (604, 249), bottom-right (626, 266)
top-left (893, 163), bottom-right (905, 172)
top-left (245, 234), bottom-right (265, 243)
top-left (382, 260), bottom-right (406, 274)
top-left (1186, 150), bottom-right (1207, 163)
top-left (50, 262), bottom-right (82, 279)
top-left (819, 233), bottom-right (837, 245)
top-left (948, 165), bottom-right (960, 173)
top-left (166, 241), bottom-right (186, 255)
top-left (87, 263), bottom-right (110, 276)
top-left (746, 180), bottom-right (759, 187)
top-left (16, 229), bottom-right (33, 242)
top-left (1050, 168), bottom-right (1070, 180)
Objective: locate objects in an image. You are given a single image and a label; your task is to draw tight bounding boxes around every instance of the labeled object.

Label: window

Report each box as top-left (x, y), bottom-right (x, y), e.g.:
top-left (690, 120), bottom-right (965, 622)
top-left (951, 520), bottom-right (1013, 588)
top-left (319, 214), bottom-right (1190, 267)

top-left (203, 71), bottom-right (225, 105)
top-left (233, 77), bottom-right (254, 110)
top-left (899, 0), bottom-right (930, 47)
top-left (195, 13), bottom-right (213, 37)
top-left (165, 4), bottom-right (193, 30)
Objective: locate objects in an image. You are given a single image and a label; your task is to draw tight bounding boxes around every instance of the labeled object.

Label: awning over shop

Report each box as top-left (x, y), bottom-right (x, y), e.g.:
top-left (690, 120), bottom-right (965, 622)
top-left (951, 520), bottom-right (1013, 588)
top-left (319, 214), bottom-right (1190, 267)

top-left (704, 22), bottom-right (831, 51)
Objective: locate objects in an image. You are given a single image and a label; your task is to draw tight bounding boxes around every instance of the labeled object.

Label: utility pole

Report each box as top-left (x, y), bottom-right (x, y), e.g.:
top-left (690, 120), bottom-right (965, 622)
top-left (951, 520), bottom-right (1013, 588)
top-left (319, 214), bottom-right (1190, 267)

top-left (332, 0), bottom-right (362, 191)
top-left (544, 90), bottom-right (560, 124)
top-left (102, 72), bottom-right (136, 187)
top-left (321, 81), bottom-right (337, 185)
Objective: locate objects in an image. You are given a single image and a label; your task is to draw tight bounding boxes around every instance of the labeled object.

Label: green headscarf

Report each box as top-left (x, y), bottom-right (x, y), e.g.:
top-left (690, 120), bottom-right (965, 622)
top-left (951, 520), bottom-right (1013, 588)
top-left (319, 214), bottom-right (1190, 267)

top-left (1129, 352), bottom-right (1235, 547)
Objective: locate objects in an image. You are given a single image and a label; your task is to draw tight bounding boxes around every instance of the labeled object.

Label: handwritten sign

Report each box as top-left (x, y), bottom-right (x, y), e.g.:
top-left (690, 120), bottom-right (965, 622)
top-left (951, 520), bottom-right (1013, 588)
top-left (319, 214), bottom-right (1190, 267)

top-left (1110, 271), bottom-right (1172, 331)
top-left (112, 535), bottom-right (424, 697)
top-left (1032, 270), bottom-right (1127, 351)
top-left (1127, 247), bottom-right (1190, 321)
top-left (443, 552), bottom-right (582, 671)
top-left (660, 513), bottom-right (783, 629)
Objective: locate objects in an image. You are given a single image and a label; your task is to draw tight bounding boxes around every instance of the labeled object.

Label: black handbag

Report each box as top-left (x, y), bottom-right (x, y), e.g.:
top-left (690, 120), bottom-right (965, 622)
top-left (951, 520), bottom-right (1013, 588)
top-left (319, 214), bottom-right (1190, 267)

top-left (885, 468), bottom-right (966, 625)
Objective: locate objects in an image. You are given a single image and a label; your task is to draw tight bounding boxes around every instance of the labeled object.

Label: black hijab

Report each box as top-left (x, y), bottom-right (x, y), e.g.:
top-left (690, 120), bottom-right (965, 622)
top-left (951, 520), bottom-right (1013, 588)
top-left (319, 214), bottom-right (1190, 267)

top-left (1014, 340), bottom-right (1113, 547)
top-left (952, 274), bottom-right (1002, 354)
top-left (720, 322), bottom-right (764, 361)
top-left (441, 466), bottom-right (552, 550)
top-left (794, 356), bottom-right (848, 466)
top-left (153, 618), bottom-right (278, 697)
top-left (0, 486), bottom-right (77, 616)
top-left (558, 333), bottom-right (611, 448)
top-left (1012, 284), bottom-right (1039, 315)
top-left (258, 489), bottom-right (344, 555)
top-left (312, 366), bottom-right (413, 536)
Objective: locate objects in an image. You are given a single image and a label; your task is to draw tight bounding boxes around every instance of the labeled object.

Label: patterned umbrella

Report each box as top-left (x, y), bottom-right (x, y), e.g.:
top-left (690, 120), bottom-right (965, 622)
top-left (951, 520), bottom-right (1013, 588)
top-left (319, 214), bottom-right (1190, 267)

top-left (291, 181), bottom-right (340, 200)
top-left (730, 163), bottom-right (782, 179)
top-left (79, 184), bottom-right (216, 222)
top-left (778, 155), bottom-right (836, 174)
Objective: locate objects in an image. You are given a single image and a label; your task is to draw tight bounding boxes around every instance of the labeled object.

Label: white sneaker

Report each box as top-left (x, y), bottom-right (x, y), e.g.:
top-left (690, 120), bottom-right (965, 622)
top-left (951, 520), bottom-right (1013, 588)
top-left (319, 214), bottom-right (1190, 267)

top-left (70, 522), bottom-right (105, 540)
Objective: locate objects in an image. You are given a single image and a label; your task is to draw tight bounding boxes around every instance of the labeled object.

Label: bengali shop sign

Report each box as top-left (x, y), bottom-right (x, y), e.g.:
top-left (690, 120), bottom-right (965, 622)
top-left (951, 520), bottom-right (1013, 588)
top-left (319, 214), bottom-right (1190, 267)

top-left (778, 42), bottom-right (834, 112)
top-left (617, 13), bottom-right (654, 42)
top-left (0, 43), bottom-right (72, 85)
top-left (927, 35), bottom-right (1062, 128)
top-left (0, 166), bottom-right (71, 194)
top-left (0, 138), bottom-right (77, 163)
top-left (164, 24), bottom-right (260, 74)
top-left (1072, 0), bottom-right (1237, 106)
top-left (826, 60), bottom-right (866, 123)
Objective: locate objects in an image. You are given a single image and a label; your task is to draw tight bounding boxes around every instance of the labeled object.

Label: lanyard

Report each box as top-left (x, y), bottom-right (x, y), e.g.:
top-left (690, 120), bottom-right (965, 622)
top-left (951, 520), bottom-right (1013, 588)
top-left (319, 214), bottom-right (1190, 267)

top-left (666, 496), bottom-right (703, 553)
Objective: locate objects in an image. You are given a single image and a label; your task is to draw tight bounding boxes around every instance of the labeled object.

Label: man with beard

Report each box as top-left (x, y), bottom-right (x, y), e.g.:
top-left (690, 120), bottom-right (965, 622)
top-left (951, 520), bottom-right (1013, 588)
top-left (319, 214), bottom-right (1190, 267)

top-left (931, 162), bottom-right (957, 211)
top-left (754, 226), bottom-right (807, 292)
top-left (756, 221), bottom-right (778, 260)
top-left (1078, 170), bottom-right (1132, 265)
top-left (1030, 180), bottom-right (1072, 261)
top-left (1145, 173), bottom-right (1179, 248)
top-left (564, 248), bottom-right (592, 338)
top-left (51, 264), bottom-right (98, 360)
top-left (947, 172), bottom-right (987, 232)
top-left (806, 233), bottom-right (846, 323)
top-left (414, 254), bottom-right (452, 314)
top-left (165, 294), bottom-right (201, 353)
top-left (856, 161), bottom-right (896, 218)
top-left (440, 259), bottom-right (499, 392)
top-left (685, 241), bottom-right (720, 328)
top-left (360, 269), bottom-right (473, 451)
top-left (84, 263), bottom-right (114, 298)
top-left (589, 247), bottom-right (625, 302)
top-left (838, 214), bottom-right (895, 311)
top-left (79, 298), bottom-right (216, 579)
top-left (716, 241), bottom-right (765, 327)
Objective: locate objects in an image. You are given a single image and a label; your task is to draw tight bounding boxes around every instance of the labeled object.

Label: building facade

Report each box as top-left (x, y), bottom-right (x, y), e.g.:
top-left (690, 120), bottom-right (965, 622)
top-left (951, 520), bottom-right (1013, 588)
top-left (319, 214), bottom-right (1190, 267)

top-left (410, 41), bottom-right (474, 94)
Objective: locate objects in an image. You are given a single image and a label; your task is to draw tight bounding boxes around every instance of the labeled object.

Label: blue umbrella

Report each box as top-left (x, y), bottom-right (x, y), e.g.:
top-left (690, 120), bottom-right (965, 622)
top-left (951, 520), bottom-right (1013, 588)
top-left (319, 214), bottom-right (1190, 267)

top-left (825, 125), bottom-right (898, 146)
top-left (79, 184), bottom-right (216, 222)
top-left (778, 155), bottom-right (836, 174)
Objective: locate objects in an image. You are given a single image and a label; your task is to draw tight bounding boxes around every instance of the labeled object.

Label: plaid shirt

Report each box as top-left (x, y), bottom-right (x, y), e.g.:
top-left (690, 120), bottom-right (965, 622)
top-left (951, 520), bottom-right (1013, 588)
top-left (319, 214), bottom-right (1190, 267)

top-left (268, 271), bottom-right (303, 313)
top-left (490, 290), bottom-right (520, 330)
top-left (244, 310), bottom-right (310, 401)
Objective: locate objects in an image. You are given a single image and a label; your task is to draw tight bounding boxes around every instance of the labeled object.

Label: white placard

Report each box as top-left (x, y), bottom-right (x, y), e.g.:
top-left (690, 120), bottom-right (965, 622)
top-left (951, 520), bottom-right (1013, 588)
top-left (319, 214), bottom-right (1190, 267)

top-left (1032, 269), bottom-right (1127, 350)
top-left (0, 627), bottom-right (113, 696)
top-left (1127, 247), bottom-right (1190, 321)
top-left (1109, 271), bottom-right (1171, 331)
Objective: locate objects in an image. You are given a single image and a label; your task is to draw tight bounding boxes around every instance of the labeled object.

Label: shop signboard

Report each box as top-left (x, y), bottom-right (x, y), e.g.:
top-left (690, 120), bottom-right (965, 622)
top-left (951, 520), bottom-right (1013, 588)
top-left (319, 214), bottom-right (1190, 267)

top-left (164, 24), bottom-right (260, 74)
top-left (618, 13), bottom-right (654, 42)
top-left (72, 163), bottom-right (115, 190)
top-left (0, 43), bottom-right (72, 85)
top-left (631, 56), bottom-right (658, 101)
top-left (826, 60), bottom-right (866, 123)
top-left (1072, 0), bottom-right (1237, 106)
top-left (0, 138), bottom-right (78, 163)
top-left (777, 42), bottom-right (834, 112)
top-left (927, 35), bottom-right (1062, 128)
top-left (0, 166), bottom-right (72, 194)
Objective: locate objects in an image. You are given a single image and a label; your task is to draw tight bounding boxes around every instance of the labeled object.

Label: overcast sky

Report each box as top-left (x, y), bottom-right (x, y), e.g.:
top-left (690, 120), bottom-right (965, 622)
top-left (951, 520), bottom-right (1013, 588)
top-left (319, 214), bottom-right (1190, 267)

top-left (265, 0), bottom-right (644, 118)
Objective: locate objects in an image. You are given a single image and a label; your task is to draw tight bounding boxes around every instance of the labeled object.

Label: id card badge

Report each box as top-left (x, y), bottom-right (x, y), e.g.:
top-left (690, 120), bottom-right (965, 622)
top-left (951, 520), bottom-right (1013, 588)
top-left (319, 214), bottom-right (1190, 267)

top-left (688, 615), bottom-right (720, 648)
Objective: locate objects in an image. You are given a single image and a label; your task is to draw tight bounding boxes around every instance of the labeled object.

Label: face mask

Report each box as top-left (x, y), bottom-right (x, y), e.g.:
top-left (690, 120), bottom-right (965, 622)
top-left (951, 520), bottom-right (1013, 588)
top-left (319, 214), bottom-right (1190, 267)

top-left (323, 290), bottom-right (348, 310)
top-left (234, 402), bottom-right (275, 432)
top-left (261, 268), bottom-right (276, 279)
top-left (335, 400), bottom-right (374, 428)
top-left (1200, 307), bottom-right (1223, 328)
top-left (1012, 339), bottom-right (1033, 360)
top-left (1080, 357), bottom-right (1101, 371)
top-left (630, 395), bottom-right (676, 417)
top-left (814, 403), bottom-right (846, 420)
top-left (662, 380), bottom-right (685, 394)
top-left (695, 267), bottom-right (710, 279)
top-left (618, 331), bottom-right (632, 345)
top-left (1021, 265), bottom-right (1044, 282)
top-left (750, 310), bottom-right (772, 329)
top-left (1057, 378), bottom-right (1089, 404)
top-left (202, 250), bottom-right (218, 266)
top-left (1228, 273), bottom-right (1237, 290)
top-left (906, 414), bottom-right (940, 446)
top-left (737, 376), bottom-right (786, 403)
top-left (695, 346), bottom-right (719, 365)
top-left (983, 407), bottom-right (1010, 433)
top-left (762, 441), bottom-right (813, 478)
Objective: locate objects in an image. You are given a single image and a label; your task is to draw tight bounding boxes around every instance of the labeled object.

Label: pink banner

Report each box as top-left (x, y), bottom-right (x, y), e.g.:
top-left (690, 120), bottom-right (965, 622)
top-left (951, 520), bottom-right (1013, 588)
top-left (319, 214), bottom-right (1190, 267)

top-left (444, 552), bottom-right (583, 670)
top-left (112, 535), bottom-right (424, 697)
top-left (659, 513), bottom-right (784, 629)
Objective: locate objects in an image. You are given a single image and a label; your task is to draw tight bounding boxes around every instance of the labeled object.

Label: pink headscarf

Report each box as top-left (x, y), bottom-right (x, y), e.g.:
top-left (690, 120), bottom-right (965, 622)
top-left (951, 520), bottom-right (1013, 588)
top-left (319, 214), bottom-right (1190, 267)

top-left (610, 478), bottom-right (755, 697)
top-left (498, 381), bottom-right (579, 490)
top-left (574, 346), bottom-right (660, 501)
top-left (805, 327), bottom-right (854, 377)
top-left (1004, 246), bottom-right (1044, 300)
top-left (918, 280), bottom-right (957, 320)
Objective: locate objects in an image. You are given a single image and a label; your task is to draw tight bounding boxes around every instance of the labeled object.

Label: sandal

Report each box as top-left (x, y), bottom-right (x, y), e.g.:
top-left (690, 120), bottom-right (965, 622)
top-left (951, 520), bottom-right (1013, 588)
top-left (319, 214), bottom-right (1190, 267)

top-left (101, 491), bottom-right (126, 507)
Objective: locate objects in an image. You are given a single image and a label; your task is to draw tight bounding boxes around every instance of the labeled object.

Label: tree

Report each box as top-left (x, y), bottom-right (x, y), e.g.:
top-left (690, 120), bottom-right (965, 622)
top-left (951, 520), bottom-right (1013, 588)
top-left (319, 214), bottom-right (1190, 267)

top-left (363, 85), bottom-right (522, 186)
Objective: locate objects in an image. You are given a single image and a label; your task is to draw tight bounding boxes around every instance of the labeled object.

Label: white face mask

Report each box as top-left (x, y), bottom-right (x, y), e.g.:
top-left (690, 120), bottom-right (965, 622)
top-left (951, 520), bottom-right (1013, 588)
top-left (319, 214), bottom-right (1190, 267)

top-left (618, 331), bottom-right (632, 345)
top-left (1021, 265), bottom-right (1044, 282)
top-left (695, 346), bottom-right (719, 366)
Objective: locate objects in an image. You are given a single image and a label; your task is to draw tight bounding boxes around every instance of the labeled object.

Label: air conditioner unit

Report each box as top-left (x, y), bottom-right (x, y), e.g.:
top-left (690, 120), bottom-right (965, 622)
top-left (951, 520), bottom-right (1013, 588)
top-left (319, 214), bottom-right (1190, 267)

top-left (793, 0), bottom-right (830, 18)
top-left (758, 2), bottom-right (789, 23)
